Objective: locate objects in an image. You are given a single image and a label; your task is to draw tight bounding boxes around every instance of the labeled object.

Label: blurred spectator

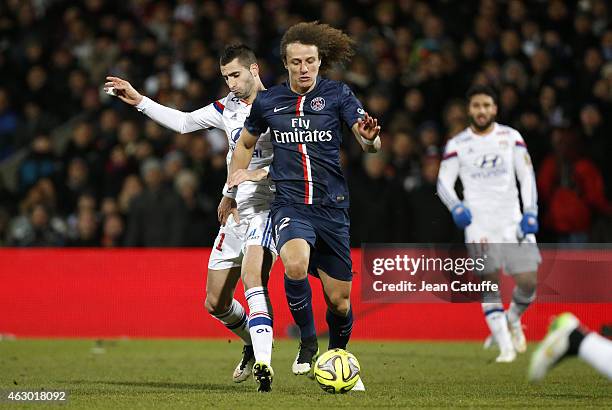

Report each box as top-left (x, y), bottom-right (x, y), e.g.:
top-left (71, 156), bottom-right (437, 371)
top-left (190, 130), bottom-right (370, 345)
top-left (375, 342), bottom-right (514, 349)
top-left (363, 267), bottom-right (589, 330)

top-left (163, 150), bottom-right (185, 184)
top-left (18, 135), bottom-right (59, 194)
top-left (8, 204), bottom-right (65, 247)
top-left (578, 104), bottom-right (612, 196)
top-left (65, 193), bottom-right (96, 240)
top-left (125, 158), bottom-right (186, 246)
top-left (67, 209), bottom-right (100, 247)
top-left (118, 174), bottom-right (143, 215)
top-left (62, 122), bottom-right (102, 174)
top-left (58, 158), bottom-right (94, 215)
top-left (405, 155), bottom-right (456, 243)
top-left (537, 127), bottom-right (612, 242)
top-left (100, 197), bottom-right (119, 218)
top-left (349, 152), bottom-right (394, 245)
top-left (174, 170), bottom-right (216, 246)
top-left (103, 145), bottom-right (132, 197)
top-left (101, 213), bottom-right (125, 248)
top-left (390, 131), bottom-right (420, 192)
top-left (0, 88), bottom-right (20, 158)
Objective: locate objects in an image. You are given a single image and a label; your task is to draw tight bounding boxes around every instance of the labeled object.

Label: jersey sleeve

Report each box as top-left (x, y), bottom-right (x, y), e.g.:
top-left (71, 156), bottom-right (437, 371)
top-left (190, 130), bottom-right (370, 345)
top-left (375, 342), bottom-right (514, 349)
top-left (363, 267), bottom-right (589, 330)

top-left (437, 138), bottom-right (461, 210)
top-left (513, 131), bottom-right (538, 215)
top-left (338, 83), bottom-right (365, 128)
top-left (244, 94), bottom-right (268, 136)
top-left (136, 96), bottom-right (225, 133)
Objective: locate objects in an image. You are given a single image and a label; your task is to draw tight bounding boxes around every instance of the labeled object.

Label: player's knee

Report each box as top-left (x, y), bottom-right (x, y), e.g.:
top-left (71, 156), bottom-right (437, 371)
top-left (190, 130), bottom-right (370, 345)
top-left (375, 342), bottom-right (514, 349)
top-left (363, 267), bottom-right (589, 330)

top-left (284, 258), bottom-right (308, 280)
top-left (204, 296), bottom-right (228, 316)
top-left (327, 294), bottom-right (350, 316)
top-left (517, 274), bottom-right (537, 294)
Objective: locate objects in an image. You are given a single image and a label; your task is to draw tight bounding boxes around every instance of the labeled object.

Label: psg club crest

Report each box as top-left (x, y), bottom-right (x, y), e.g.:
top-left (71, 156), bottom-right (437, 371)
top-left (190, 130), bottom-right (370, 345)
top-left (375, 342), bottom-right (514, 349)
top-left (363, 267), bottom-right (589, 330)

top-left (310, 97), bottom-right (325, 111)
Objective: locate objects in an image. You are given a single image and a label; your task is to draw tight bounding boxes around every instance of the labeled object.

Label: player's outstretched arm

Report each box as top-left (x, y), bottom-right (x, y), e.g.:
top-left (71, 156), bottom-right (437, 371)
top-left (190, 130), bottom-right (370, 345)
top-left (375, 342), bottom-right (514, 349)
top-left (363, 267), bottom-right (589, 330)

top-left (104, 76), bottom-right (216, 134)
top-left (352, 112), bottom-right (381, 153)
top-left (227, 128), bottom-right (260, 189)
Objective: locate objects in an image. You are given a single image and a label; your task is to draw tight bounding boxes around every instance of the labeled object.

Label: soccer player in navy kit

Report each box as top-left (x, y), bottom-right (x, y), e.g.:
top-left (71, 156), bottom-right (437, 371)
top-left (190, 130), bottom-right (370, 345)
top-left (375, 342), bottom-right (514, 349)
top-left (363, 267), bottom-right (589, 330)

top-left (227, 22), bottom-right (381, 388)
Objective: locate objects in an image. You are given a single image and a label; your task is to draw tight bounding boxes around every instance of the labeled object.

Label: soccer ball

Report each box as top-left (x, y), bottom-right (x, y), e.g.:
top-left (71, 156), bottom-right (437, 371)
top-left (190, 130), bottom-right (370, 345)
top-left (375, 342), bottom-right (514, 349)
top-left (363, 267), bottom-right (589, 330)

top-left (313, 348), bottom-right (361, 394)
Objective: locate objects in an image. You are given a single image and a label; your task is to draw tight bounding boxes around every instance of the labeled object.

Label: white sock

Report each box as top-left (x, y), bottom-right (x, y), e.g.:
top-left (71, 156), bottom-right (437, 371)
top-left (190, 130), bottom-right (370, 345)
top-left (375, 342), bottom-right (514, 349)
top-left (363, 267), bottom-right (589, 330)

top-left (245, 286), bottom-right (273, 365)
top-left (211, 299), bottom-right (251, 345)
top-left (578, 332), bottom-right (612, 380)
top-left (482, 303), bottom-right (514, 352)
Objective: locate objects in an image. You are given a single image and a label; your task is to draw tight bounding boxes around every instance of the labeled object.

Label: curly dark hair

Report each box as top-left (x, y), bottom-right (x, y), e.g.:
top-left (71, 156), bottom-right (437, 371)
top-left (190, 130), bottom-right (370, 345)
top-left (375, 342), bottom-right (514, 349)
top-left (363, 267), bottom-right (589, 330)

top-left (280, 22), bottom-right (355, 71)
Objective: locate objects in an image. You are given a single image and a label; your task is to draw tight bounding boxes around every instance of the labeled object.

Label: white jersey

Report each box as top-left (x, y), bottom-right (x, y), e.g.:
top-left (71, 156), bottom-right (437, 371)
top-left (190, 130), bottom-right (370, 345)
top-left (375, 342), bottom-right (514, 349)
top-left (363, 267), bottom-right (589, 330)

top-left (136, 93), bottom-right (274, 217)
top-left (437, 123), bottom-right (538, 241)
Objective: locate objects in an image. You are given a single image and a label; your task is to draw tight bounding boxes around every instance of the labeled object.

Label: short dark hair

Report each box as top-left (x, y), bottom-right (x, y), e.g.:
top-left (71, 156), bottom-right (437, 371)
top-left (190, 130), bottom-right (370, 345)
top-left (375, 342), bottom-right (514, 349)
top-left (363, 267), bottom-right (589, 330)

top-left (219, 44), bottom-right (257, 67)
top-left (466, 84), bottom-right (498, 104)
top-left (280, 22), bottom-right (354, 71)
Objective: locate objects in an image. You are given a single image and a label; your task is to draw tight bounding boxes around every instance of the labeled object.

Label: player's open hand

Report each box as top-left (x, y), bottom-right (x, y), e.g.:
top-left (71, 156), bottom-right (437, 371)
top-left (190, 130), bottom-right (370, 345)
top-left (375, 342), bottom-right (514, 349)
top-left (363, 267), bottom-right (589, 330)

top-left (104, 76), bottom-right (143, 106)
top-left (228, 168), bottom-right (266, 188)
top-left (217, 196), bottom-right (239, 225)
top-left (357, 112), bottom-right (381, 141)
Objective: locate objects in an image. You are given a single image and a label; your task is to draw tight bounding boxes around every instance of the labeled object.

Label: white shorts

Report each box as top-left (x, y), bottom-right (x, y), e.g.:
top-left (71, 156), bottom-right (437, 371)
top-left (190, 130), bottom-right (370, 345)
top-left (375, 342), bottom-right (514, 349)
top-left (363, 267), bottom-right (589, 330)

top-left (208, 210), bottom-right (277, 271)
top-left (466, 223), bottom-right (541, 275)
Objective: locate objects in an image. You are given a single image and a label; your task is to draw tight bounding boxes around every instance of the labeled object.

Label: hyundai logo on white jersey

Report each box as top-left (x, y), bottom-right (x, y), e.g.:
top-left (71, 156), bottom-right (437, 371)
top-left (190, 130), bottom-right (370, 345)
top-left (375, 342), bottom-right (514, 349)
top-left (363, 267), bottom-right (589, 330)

top-left (474, 153), bottom-right (503, 169)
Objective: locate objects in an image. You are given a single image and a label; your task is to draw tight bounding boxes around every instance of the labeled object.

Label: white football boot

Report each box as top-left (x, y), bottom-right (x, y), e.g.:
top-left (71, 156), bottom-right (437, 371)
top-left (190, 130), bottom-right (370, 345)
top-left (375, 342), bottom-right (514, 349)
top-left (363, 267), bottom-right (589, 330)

top-left (528, 313), bottom-right (580, 382)
top-left (496, 347), bottom-right (517, 363)
top-left (508, 319), bottom-right (527, 353)
top-left (292, 338), bottom-right (319, 376)
top-left (233, 344), bottom-right (255, 382)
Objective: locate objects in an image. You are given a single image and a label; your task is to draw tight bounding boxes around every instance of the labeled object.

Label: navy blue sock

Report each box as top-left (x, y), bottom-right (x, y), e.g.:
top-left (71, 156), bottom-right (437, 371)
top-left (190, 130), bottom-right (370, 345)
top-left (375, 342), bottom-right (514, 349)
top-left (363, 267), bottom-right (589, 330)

top-left (327, 307), bottom-right (353, 349)
top-left (284, 275), bottom-right (316, 340)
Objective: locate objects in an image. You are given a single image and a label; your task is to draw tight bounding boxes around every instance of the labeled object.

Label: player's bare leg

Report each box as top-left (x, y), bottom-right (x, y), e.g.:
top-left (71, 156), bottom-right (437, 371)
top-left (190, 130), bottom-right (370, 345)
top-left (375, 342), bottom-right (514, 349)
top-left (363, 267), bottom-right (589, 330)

top-left (281, 239), bottom-right (318, 375)
top-left (241, 245), bottom-right (275, 392)
top-left (204, 267), bottom-right (253, 382)
top-left (481, 273), bottom-right (516, 362)
top-left (506, 271), bottom-right (537, 353)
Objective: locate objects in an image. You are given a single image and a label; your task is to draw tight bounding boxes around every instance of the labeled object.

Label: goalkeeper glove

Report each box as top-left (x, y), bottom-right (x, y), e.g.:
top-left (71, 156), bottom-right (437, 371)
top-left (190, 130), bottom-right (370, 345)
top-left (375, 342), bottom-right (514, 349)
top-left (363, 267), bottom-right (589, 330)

top-left (451, 203), bottom-right (472, 229)
top-left (518, 212), bottom-right (539, 236)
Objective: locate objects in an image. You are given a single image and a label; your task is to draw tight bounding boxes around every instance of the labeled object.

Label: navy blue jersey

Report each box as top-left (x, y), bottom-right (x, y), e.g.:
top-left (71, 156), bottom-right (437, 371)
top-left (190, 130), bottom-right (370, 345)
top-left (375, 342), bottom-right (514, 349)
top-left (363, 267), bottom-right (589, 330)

top-left (244, 77), bottom-right (365, 208)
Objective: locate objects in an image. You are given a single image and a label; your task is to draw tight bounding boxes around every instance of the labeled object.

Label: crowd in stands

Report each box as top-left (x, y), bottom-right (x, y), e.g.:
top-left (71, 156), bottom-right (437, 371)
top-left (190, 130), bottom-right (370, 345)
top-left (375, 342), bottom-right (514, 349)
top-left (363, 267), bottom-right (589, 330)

top-left (0, 0), bottom-right (611, 247)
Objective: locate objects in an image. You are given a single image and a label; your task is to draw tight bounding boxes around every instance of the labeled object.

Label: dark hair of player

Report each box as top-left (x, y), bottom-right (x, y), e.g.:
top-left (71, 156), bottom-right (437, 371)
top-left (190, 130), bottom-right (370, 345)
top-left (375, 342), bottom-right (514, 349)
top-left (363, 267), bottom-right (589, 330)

top-left (219, 44), bottom-right (257, 68)
top-left (466, 84), bottom-right (498, 104)
top-left (280, 21), bottom-right (355, 71)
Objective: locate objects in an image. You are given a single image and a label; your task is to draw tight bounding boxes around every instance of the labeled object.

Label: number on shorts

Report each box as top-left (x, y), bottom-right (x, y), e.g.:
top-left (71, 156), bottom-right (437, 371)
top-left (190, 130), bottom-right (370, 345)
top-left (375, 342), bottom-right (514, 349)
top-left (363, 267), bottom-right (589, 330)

top-left (216, 233), bottom-right (225, 251)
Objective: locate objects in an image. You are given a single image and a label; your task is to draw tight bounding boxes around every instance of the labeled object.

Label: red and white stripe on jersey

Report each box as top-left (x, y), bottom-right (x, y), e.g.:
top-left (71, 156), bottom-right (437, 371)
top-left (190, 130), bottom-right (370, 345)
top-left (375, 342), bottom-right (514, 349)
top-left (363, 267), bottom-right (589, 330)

top-left (442, 151), bottom-right (457, 160)
top-left (295, 95), bottom-right (305, 117)
top-left (297, 143), bottom-right (313, 204)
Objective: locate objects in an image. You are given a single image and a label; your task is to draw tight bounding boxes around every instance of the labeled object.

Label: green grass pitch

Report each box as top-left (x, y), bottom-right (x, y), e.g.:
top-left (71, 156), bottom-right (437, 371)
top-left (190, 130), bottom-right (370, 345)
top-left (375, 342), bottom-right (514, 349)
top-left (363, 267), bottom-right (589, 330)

top-left (0, 339), bottom-right (609, 408)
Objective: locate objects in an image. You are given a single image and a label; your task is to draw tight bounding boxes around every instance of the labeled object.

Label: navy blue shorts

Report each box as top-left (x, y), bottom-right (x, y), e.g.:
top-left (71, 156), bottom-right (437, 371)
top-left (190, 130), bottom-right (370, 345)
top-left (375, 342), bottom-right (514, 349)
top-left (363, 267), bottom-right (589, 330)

top-left (271, 204), bottom-right (352, 281)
